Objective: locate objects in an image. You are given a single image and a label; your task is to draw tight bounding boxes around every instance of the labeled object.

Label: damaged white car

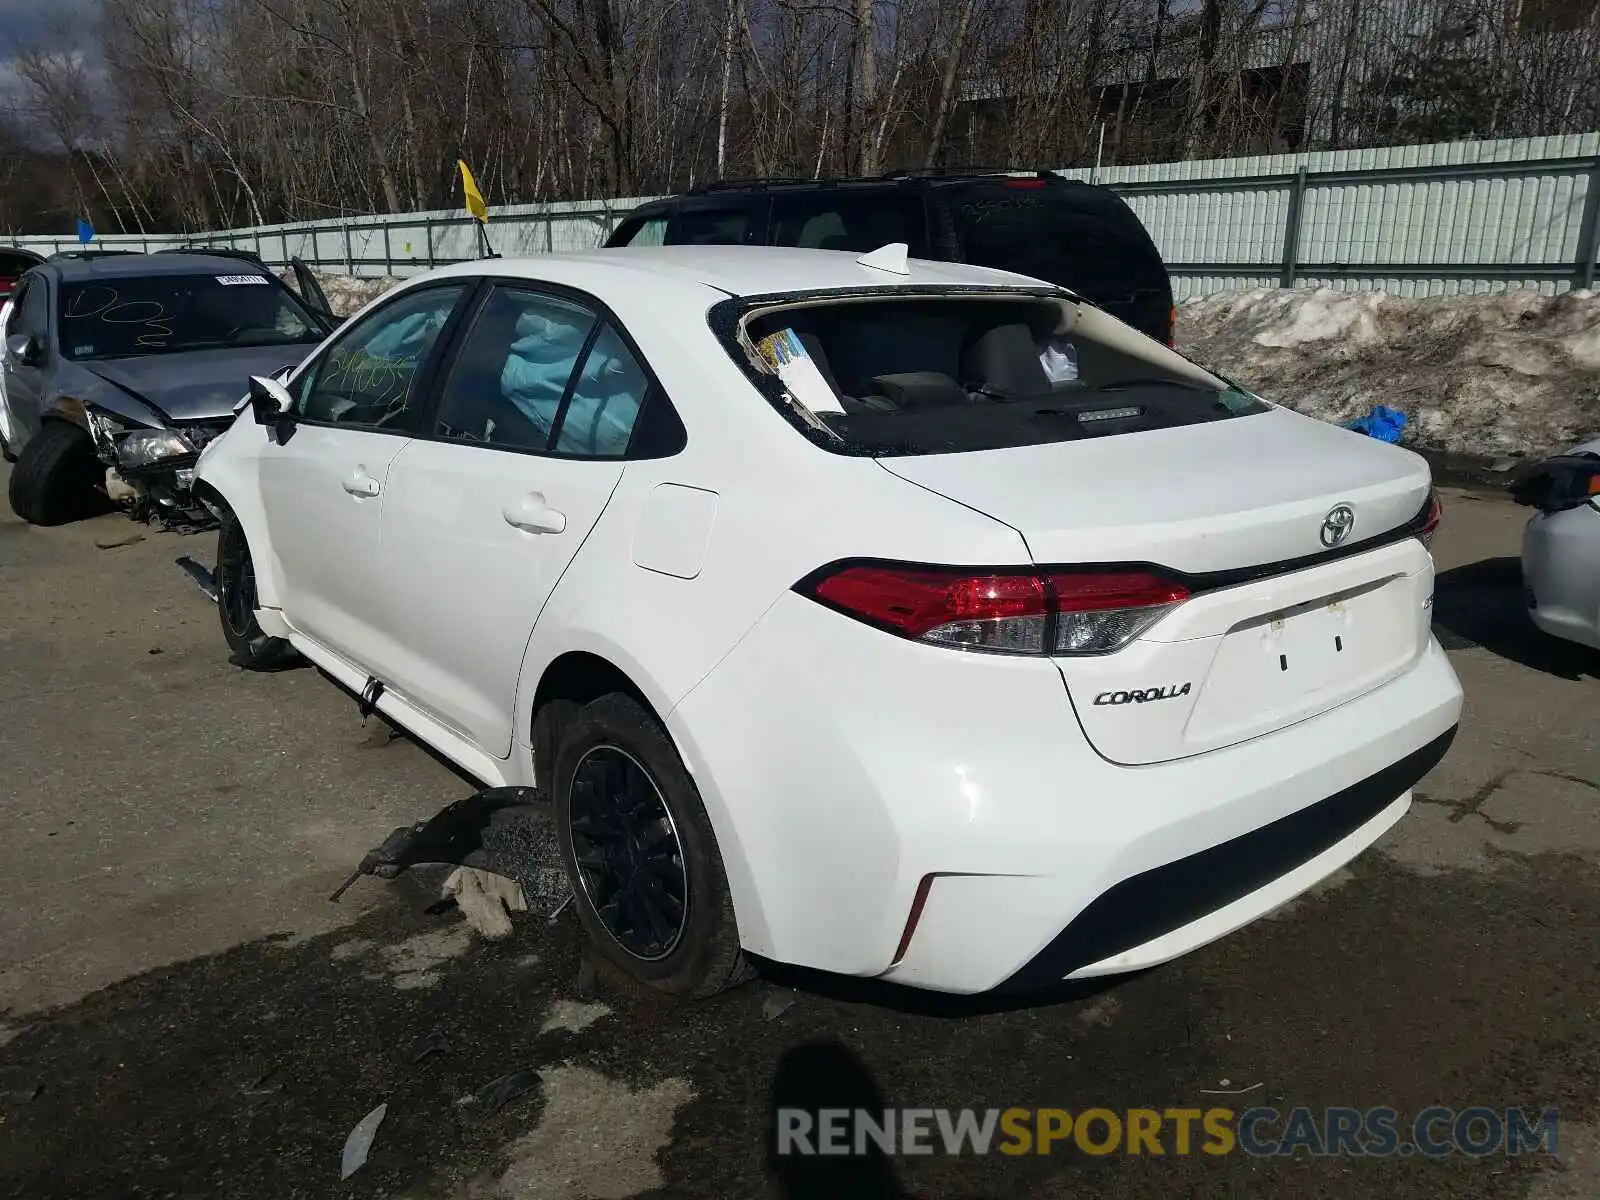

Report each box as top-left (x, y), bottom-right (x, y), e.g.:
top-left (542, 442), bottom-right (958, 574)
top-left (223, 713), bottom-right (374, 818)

top-left (1, 251), bottom-right (335, 527)
top-left (193, 245), bottom-right (1461, 997)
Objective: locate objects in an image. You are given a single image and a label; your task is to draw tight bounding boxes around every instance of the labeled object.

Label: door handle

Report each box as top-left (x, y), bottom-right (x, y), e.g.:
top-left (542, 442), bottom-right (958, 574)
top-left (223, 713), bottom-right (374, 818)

top-left (502, 494), bottom-right (567, 534)
top-left (342, 468), bottom-right (381, 498)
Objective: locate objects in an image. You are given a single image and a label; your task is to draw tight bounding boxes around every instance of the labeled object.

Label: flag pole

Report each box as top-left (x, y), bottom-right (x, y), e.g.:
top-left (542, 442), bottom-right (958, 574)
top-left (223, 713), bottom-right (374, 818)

top-left (459, 158), bottom-right (499, 260)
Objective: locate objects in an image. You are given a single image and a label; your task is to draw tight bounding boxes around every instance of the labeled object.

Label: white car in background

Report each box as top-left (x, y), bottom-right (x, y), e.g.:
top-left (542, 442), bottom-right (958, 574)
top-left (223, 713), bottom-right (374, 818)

top-left (193, 245), bottom-right (1462, 997)
top-left (1514, 437), bottom-right (1600, 651)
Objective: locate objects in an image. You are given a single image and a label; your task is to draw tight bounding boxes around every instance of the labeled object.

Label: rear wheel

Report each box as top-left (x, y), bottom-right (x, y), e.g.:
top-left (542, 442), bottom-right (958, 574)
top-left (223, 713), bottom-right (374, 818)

top-left (215, 507), bottom-right (294, 670)
top-left (7, 421), bottom-right (109, 525)
top-left (554, 693), bottom-right (752, 998)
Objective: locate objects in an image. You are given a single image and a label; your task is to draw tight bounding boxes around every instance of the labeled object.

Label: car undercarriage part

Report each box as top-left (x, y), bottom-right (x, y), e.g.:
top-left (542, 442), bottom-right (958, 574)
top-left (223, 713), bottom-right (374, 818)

top-left (328, 785), bottom-right (571, 914)
top-left (175, 554), bottom-right (219, 601)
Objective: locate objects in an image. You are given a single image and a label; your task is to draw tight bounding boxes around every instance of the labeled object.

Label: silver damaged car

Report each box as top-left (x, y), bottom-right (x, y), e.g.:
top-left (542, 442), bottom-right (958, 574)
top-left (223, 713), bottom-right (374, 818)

top-left (0, 252), bottom-right (336, 527)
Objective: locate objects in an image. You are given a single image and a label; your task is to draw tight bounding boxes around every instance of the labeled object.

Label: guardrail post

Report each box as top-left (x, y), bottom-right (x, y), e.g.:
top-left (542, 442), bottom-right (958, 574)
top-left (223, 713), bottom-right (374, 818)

top-left (343, 220), bottom-right (354, 274)
top-left (1280, 166), bottom-right (1308, 288)
top-left (282, 231), bottom-right (290, 268)
top-left (382, 223), bottom-right (393, 276)
top-left (425, 217), bottom-right (434, 269)
top-left (1574, 158), bottom-right (1600, 292)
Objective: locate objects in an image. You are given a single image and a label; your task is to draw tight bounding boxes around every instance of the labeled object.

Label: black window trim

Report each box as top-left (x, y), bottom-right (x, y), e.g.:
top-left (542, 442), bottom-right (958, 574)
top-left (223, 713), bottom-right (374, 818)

top-left (285, 278), bottom-right (477, 438)
top-left (408, 275), bottom-right (687, 464)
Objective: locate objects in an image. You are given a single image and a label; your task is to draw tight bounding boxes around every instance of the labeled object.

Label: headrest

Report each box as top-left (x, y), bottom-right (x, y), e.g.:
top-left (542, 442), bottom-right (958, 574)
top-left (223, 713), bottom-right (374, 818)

top-left (963, 323), bottom-right (1050, 395)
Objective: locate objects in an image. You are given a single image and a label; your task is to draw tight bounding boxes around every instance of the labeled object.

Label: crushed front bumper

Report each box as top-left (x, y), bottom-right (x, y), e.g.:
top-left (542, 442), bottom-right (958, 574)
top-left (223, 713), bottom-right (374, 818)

top-left (85, 408), bottom-right (231, 527)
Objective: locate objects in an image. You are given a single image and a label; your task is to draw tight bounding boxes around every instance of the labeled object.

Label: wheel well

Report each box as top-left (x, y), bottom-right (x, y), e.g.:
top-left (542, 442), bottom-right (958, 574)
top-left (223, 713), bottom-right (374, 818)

top-left (191, 478), bottom-right (228, 514)
top-left (530, 652), bottom-right (658, 797)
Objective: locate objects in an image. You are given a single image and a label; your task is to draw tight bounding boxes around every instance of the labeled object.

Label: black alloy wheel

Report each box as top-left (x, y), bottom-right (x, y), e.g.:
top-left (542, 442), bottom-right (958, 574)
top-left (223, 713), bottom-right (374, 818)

top-left (567, 745), bottom-right (688, 961)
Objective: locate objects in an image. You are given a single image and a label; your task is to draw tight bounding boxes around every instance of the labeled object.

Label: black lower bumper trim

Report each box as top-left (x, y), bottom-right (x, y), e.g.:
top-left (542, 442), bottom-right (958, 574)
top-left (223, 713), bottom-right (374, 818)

top-left (999, 725), bottom-right (1458, 992)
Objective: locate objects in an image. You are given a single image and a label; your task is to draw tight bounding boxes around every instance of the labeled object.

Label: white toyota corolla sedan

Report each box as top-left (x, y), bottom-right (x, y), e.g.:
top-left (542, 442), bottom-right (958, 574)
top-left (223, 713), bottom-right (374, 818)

top-left (194, 245), bottom-right (1462, 997)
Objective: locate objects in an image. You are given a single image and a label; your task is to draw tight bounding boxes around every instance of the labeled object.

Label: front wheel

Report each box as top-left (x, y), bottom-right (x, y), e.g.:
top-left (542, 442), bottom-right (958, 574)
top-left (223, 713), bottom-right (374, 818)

top-left (7, 421), bottom-right (108, 525)
top-left (554, 693), bottom-right (752, 998)
top-left (215, 507), bottom-right (294, 670)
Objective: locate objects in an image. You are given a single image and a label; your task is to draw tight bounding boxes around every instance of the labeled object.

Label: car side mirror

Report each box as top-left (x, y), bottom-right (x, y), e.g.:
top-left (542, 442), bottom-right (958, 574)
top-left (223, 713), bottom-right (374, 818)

top-left (5, 333), bottom-right (41, 367)
top-left (248, 374), bottom-right (294, 425)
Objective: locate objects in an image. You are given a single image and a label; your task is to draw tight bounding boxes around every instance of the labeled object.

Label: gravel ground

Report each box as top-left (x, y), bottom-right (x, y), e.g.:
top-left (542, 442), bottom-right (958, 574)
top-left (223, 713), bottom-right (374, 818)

top-left (0, 479), bottom-right (1595, 1199)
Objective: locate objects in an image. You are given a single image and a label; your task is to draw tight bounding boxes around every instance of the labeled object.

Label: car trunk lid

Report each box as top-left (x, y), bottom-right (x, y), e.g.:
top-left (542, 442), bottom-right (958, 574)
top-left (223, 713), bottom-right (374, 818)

top-left (878, 407), bottom-right (1436, 764)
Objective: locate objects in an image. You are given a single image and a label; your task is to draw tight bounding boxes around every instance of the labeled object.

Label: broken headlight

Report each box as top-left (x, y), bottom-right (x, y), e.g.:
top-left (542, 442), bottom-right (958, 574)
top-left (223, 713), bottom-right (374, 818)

top-left (117, 428), bottom-right (196, 471)
top-left (82, 405), bottom-right (128, 459)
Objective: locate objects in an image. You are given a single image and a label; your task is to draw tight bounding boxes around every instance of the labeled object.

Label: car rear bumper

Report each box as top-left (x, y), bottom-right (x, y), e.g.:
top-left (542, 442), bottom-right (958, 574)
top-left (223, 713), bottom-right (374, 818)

top-left (668, 591), bottom-right (1463, 994)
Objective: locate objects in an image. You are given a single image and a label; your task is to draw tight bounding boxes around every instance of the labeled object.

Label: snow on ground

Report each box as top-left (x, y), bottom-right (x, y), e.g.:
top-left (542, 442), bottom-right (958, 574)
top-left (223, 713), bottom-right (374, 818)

top-left (1178, 286), bottom-right (1600, 457)
top-left (317, 272), bottom-right (402, 315)
top-left (296, 269), bottom-right (1600, 457)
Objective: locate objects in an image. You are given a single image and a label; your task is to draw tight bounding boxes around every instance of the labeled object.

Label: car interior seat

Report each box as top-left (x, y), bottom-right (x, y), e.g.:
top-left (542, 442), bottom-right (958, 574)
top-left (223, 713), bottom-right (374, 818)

top-left (962, 322), bottom-right (1052, 396)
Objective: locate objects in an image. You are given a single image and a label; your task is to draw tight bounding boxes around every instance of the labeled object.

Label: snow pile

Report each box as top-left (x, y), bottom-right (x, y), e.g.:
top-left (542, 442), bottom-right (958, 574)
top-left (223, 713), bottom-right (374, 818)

top-left (1178, 286), bottom-right (1600, 456)
top-left (279, 269), bottom-right (402, 316)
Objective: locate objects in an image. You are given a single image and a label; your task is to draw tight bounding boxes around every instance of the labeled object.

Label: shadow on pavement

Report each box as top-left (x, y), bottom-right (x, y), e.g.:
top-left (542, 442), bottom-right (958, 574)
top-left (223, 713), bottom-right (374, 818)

top-left (1432, 556), bottom-right (1600, 681)
top-left (3, 855), bottom-right (1598, 1198)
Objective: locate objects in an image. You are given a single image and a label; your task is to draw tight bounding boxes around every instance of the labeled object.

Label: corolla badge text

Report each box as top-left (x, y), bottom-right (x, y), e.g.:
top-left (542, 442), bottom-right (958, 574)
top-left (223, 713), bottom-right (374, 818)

top-left (1094, 683), bottom-right (1193, 706)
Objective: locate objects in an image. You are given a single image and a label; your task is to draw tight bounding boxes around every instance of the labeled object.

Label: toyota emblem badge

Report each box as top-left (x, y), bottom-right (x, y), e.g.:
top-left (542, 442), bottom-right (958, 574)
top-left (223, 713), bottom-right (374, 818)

top-left (1320, 504), bottom-right (1356, 548)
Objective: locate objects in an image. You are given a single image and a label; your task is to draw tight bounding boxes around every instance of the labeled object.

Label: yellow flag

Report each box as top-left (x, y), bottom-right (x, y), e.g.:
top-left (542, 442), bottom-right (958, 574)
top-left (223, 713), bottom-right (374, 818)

top-left (458, 159), bottom-right (488, 224)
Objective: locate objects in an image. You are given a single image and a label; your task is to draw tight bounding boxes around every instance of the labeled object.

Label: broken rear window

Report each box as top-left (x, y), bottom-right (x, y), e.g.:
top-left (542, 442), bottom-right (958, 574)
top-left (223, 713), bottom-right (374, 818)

top-left (712, 290), bottom-right (1267, 457)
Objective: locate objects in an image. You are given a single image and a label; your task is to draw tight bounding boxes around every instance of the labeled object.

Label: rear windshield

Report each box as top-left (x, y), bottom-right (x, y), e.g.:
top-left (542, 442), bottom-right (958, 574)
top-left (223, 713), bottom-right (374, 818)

top-left (716, 291), bottom-right (1266, 457)
top-left (59, 273), bottom-right (324, 360)
top-left (941, 180), bottom-right (1167, 298)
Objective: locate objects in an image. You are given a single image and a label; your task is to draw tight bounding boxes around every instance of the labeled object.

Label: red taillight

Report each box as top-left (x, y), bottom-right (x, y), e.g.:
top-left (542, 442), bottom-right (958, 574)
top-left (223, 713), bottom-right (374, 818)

top-left (802, 563), bottom-right (1187, 655)
top-left (1419, 489), bottom-right (1442, 547)
top-left (1004, 178), bottom-right (1048, 189)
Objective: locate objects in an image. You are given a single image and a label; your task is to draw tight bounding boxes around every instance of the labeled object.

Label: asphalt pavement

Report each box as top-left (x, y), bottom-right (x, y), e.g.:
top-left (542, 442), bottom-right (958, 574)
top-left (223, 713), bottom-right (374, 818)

top-left (0, 478), bottom-right (1595, 1200)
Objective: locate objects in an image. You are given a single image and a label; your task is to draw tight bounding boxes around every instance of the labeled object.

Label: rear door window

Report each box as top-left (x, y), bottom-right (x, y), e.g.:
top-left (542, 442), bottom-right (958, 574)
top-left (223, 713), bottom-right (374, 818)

top-left (769, 193), bottom-right (929, 257)
top-left (432, 284), bottom-right (684, 460)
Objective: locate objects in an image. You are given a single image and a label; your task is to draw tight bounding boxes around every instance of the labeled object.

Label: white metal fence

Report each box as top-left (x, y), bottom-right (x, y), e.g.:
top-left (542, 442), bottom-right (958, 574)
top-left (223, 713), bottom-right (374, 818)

top-left (15, 133), bottom-right (1599, 301)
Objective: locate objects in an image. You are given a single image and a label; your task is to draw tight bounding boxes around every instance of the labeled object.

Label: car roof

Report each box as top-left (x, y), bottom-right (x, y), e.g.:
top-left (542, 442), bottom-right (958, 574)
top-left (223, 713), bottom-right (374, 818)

top-left (425, 245), bottom-right (1061, 301)
top-left (39, 253), bottom-right (276, 283)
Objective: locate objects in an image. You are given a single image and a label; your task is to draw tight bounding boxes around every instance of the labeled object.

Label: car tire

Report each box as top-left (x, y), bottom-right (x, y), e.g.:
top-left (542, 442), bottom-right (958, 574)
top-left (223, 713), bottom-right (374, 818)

top-left (554, 692), bottom-right (753, 998)
top-left (215, 506), bottom-right (295, 670)
top-left (7, 421), bottom-right (109, 525)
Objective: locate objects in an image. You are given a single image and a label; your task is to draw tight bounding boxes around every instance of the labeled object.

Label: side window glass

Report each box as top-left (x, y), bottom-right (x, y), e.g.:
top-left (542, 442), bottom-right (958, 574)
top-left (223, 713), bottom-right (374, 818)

top-left (434, 288), bottom-right (596, 451)
top-left (665, 208), bottom-right (749, 245)
top-left (553, 323), bottom-right (650, 458)
top-left (770, 195), bottom-right (928, 256)
top-left (295, 284), bottom-right (464, 428)
top-left (15, 280), bottom-right (46, 339)
top-left (622, 219), bottom-right (667, 247)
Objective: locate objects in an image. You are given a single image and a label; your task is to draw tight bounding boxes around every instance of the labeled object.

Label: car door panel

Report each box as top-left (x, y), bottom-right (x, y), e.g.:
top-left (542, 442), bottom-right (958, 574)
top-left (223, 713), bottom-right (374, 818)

top-left (253, 281), bottom-right (470, 673)
top-left (372, 284), bottom-right (665, 757)
top-left (257, 425), bottom-right (409, 669)
top-left (1, 278), bottom-right (49, 447)
top-left (378, 441), bottom-right (625, 751)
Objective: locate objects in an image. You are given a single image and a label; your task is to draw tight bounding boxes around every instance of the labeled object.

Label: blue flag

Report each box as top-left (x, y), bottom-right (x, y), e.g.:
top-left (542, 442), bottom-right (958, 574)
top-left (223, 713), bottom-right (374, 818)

top-left (76, 218), bottom-right (94, 244)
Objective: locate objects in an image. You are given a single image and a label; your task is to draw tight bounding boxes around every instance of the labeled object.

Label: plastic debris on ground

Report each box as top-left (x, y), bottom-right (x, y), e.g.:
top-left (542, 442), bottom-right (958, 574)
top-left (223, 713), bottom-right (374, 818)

top-left (340, 1102), bottom-right (387, 1180)
top-left (1343, 404), bottom-right (1408, 442)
